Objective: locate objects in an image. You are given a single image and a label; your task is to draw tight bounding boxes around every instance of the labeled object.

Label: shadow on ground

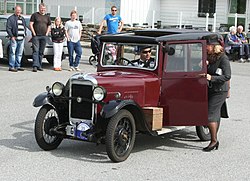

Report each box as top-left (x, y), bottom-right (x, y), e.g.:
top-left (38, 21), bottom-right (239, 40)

top-left (0, 118), bottom-right (204, 163)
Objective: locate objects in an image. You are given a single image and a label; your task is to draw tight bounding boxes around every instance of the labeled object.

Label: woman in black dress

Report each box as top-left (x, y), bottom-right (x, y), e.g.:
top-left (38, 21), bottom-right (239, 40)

top-left (204, 35), bottom-right (231, 151)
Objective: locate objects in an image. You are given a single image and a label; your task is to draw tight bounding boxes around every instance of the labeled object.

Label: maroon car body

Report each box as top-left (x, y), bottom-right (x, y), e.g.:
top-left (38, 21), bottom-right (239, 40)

top-left (33, 29), bottom-right (219, 162)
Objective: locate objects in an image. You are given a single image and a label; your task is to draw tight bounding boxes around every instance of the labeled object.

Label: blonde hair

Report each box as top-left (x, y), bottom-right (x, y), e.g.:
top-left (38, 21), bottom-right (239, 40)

top-left (52, 17), bottom-right (63, 28)
top-left (70, 10), bottom-right (77, 16)
top-left (214, 45), bottom-right (224, 54)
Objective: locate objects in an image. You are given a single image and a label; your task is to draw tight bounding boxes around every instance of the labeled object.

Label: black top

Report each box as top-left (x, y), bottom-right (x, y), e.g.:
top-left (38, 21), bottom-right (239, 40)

top-left (207, 53), bottom-right (231, 92)
top-left (131, 57), bottom-right (155, 68)
top-left (6, 14), bottom-right (26, 38)
top-left (30, 12), bottom-right (51, 36)
top-left (51, 26), bottom-right (65, 43)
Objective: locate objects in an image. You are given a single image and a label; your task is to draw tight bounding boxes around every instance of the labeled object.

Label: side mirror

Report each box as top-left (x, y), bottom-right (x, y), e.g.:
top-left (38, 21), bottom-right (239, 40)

top-left (163, 45), bottom-right (175, 56)
top-left (162, 45), bottom-right (170, 53)
top-left (168, 47), bottom-right (175, 56)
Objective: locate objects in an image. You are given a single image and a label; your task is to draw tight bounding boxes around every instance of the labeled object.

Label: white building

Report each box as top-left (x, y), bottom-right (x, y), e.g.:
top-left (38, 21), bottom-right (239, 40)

top-left (1, 0), bottom-right (250, 31)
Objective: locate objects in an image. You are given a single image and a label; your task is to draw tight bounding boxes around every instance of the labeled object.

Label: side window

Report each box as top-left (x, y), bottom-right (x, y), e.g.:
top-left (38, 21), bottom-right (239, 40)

top-left (166, 43), bottom-right (202, 72)
top-left (0, 18), bottom-right (7, 31)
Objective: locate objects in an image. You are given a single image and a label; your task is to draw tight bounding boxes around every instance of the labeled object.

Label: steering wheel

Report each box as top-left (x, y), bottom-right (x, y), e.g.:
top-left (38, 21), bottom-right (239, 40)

top-left (117, 57), bottom-right (135, 66)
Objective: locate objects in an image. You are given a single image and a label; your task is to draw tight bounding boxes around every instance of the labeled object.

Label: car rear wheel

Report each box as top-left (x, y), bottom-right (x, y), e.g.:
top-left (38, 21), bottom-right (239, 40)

top-left (34, 105), bottom-right (63, 150)
top-left (196, 121), bottom-right (221, 141)
top-left (196, 126), bottom-right (211, 141)
top-left (106, 109), bottom-right (136, 162)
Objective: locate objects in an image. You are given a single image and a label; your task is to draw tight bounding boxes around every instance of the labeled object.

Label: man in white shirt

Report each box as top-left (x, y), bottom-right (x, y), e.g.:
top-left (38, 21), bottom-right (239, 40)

top-left (65, 10), bottom-right (82, 71)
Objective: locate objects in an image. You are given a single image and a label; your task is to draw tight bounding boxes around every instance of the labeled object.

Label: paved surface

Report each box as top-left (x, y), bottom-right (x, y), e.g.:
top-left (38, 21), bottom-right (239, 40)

top-left (0, 51), bottom-right (250, 180)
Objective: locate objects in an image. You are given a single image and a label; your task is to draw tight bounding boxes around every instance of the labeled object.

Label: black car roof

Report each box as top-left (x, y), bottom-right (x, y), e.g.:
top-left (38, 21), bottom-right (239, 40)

top-left (99, 29), bottom-right (220, 44)
top-left (134, 29), bottom-right (209, 37)
top-left (100, 33), bottom-right (158, 44)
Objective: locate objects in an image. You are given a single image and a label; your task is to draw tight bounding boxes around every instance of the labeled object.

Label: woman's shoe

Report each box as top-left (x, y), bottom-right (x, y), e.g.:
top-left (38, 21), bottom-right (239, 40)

top-left (54, 67), bottom-right (61, 71)
top-left (203, 141), bottom-right (219, 152)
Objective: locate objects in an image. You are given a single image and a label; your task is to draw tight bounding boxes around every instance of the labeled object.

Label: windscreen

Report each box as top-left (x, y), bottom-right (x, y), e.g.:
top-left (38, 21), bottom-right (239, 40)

top-left (101, 42), bottom-right (158, 70)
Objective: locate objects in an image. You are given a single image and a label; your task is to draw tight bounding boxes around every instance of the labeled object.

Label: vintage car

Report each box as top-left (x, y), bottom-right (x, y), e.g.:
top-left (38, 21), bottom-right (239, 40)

top-left (33, 29), bottom-right (216, 162)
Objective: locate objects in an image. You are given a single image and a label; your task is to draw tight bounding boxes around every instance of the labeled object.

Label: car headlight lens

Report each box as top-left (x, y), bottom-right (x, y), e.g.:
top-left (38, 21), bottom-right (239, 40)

top-left (52, 82), bottom-right (64, 96)
top-left (93, 86), bottom-right (106, 101)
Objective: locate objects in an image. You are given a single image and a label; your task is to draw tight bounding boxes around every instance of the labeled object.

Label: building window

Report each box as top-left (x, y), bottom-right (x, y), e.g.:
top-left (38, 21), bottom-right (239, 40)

top-left (229, 0), bottom-right (246, 14)
top-left (198, 0), bottom-right (216, 18)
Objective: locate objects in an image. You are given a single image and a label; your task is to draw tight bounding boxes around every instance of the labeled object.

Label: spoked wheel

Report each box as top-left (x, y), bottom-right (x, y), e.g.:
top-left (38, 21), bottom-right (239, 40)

top-left (34, 105), bottom-right (63, 150)
top-left (106, 109), bottom-right (136, 162)
top-left (89, 55), bottom-right (97, 66)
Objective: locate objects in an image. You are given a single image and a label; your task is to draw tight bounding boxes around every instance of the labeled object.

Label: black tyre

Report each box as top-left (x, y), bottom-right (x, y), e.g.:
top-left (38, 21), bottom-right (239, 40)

top-left (196, 126), bottom-right (210, 141)
top-left (21, 55), bottom-right (29, 66)
top-left (46, 56), bottom-right (54, 65)
top-left (89, 55), bottom-right (97, 65)
top-left (106, 109), bottom-right (136, 162)
top-left (34, 105), bottom-right (63, 150)
top-left (196, 121), bottom-right (220, 141)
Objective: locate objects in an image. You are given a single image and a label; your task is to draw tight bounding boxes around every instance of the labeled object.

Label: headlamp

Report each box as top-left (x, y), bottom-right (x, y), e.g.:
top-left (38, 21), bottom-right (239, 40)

top-left (52, 82), bottom-right (64, 96)
top-left (93, 86), bottom-right (106, 101)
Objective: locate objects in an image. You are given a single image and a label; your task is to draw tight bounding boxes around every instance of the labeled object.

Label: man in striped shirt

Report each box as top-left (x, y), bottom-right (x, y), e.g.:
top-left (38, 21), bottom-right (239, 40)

top-left (6, 5), bottom-right (26, 72)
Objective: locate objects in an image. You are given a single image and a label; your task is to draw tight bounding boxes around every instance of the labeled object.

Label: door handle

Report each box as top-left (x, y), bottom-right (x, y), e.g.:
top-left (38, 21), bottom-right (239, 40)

top-left (198, 73), bottom-right (206, 77)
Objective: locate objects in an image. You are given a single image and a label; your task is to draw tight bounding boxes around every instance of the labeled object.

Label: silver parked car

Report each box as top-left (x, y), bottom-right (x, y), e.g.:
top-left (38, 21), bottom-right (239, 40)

top-left (0, 14), bottom-right (68, 65)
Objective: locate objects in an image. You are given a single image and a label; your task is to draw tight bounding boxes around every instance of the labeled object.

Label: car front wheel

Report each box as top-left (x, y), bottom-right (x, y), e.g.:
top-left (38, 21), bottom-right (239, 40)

top-left (106, 109), bottom-right (136, 162)
top-left (34, 105), bottom-right (63, 150)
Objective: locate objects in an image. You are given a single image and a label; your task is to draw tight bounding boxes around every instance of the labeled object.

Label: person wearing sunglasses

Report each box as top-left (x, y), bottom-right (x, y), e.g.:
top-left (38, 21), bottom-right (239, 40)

top-left (97, 6), bottom-right (124, 34)
top-left (132, 46), bottom-right (155, 68)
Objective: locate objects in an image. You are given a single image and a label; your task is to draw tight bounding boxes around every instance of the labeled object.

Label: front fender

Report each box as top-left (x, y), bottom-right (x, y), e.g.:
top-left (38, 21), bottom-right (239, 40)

top-left (33, 92), bottom-right (50, 107)
top-left (100, 100), bottom-right (139, 119)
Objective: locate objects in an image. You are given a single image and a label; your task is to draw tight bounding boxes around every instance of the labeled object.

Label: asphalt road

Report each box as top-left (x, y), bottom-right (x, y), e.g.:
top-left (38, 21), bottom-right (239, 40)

top-left (0, 50), bottom-right (250, 181)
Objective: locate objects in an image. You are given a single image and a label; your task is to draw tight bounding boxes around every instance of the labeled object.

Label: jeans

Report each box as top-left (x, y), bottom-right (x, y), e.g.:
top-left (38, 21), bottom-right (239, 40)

top-left (231, 44), bottom-right (250, 58)
top-left (67, 40), bottom-right (82, 67)
top-left (32, 36), bottom-right (47, 68)
top-left (53, 42), bottom-right (64, 68)
top-left (9, 39), bottom-right (24, 68)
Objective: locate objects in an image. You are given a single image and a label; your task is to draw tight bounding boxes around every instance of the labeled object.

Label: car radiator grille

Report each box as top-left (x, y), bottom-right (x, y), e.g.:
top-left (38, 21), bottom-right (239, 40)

top-left (70, 84), bottom-right (93, 120)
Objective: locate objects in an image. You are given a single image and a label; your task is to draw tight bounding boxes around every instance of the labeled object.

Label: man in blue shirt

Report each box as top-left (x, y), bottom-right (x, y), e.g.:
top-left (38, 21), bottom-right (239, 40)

top-left (98, 6), bottom-right (123, 34)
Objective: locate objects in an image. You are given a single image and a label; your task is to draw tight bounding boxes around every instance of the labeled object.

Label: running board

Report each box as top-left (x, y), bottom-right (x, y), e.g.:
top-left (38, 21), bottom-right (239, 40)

top-left (156, 126), bottom-right (186, 135)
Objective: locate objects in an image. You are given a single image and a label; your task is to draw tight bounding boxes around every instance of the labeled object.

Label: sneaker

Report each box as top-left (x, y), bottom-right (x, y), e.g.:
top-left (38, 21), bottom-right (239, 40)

top-left (33, 67), bottom-right (37, 72)
top-left (75, 67), bottom-right (81, 71)
top-left (247, 58), bottom-right (250, 62)
top-left (17, 67), bottom-right (25, 71)
top-left (68, 67), bottom-right (75, 71)
top-left (238, 58), bottom-right (245, 63)
top-left (37, 67), bottom-right (43, 71)
top-left (9, 68), bottom-right (17, 72)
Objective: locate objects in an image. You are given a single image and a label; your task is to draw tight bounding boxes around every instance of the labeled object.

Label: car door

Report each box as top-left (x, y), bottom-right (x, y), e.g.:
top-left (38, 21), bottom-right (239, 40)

top-left (160, 40), bottom-right (208, 126)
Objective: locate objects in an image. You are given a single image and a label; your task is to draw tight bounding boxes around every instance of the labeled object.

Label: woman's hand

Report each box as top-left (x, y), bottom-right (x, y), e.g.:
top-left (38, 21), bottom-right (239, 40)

top-left (207, 74), bottom-right (212, 81)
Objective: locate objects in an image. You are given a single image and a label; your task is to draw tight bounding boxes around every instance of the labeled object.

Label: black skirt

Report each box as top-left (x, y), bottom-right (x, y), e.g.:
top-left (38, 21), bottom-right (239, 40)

top-left (208, 91), bottom-right (228, 122)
